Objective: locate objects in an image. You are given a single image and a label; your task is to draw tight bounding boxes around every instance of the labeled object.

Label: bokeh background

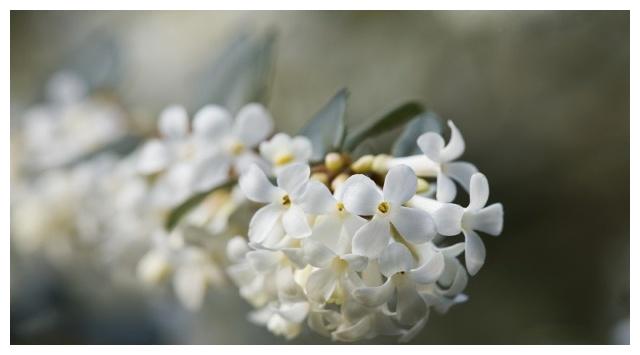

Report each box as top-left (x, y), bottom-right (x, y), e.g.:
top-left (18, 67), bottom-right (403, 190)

top-left (10, 11), bottom-right (630, 344)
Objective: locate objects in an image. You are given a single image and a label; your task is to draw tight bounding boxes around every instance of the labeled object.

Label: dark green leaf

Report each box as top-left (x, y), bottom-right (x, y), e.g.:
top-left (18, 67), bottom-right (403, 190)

top-left (342, 102), bottom-right (424, 152)
top-left (298, 88), bottom-right (349, 162)
top-left (165, 178), bottom-right (237, 231)
top-left (194, 31), bottom-right (276, 113)
top-left (391, 111), bottom-right (443, 157)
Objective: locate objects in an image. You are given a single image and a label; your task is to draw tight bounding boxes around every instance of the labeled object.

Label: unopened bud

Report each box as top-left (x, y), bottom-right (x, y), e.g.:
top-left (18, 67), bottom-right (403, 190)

top-left (371, 154), bottom-right (391, 175)
top-left (350, 155), bottom-right (374, 173)
top-left (416, 178), bottom-right (430, 193)
top-left (331, 173), bottom-right (349, 192)
top-left (311, 172), bottom-right (330, 185)
top-left (324, 152), bottom-right (344, 173)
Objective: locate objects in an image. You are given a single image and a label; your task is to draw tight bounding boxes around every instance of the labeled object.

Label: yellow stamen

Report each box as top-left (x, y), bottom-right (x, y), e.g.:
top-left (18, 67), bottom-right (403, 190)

top-left (229, 141), bottom-right (245, 155)
top-left (281, 194), bottom-right (291, 206)
top-left (336, 202), bottom-right (345, 212)
top-left (377, 201), bottom-right (390, 214)
top-left (274, 153), bottom-right (294, 166)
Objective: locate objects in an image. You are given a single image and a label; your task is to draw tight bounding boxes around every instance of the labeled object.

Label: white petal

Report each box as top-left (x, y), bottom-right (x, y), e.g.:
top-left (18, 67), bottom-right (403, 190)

top-left (343, 214), bottom-right (367, 238)
top-left (299, 181), bottom-right (335, 214)
top-left (440, 120), bottom-right (465, 162)
top-left (352, 277), bottom-right (395, 307)
top-left (433, 203), bottom-right (464, 236)
top-left (382, 164), bottom-right (417, 204)
top-left (259, 133), bottom-right (289, 162)
top-left (303, 239), bottom-right (335, 268)
top-left (173, 265), bottom-right (207, 311)
top-left (137, 139), bottom-right (169, 174)
top-left (192, 104), bottom-right (232, 139)
top-left (468, 172), bottom-right (489, 211)
top-left (278, 302), bottom-right (310, 323)
top-left (417, 132), bottom-right (445, 162)
top-left (395, 277), bottom-right (427, 325)
top-left (439, 242), bottom-right (466, 257)
top-left (292, 136), bottom-right (313, 162)
top-left (378, 242), bottom-right (414, 277)
top-left (226, 236), bottom-right (249, 262)
top-left (190, 154), bottom-right (230, 192)
top-left (306, 268), bottom-right (337, 303)
top-left (246, 250), bottom-right (280, 272)
top-left (239, 164), bottom-right (280, 203)
top-left (281, 247), bottom-right (307, 269)
top-left (331, 316), bottom-right (372, 342)
top-left (282, 205), bottom-right (311, 238)
top-left (234, 151), bottom-right (271, 176)
top-left (411, 251), bottom-right (445, 284)
top-left (399, 316), bottom-right (428, 343)
top-left (352, 218), bottom-right (391, 258)
top-left (391, 206), bottom-right (437, 244)
top-left (444, 161), bottom-right (477, 192)
top-left (248, 204), bottom-right (283, 244)
top-left (276, 163), bottom-right (310, 198)
top-left (464, 229), bottom-right (486, 276)
top-left (159, 105), bottom-right (189, 140)
top-left (436, 171), bottom-right (456, 202)
top-left (342, 254), bottom-right (368, 272)
top-left (471, 203), bottom-right (504, 236)
top-left (341, 174), bottom-right (382, 216)
top-left (234, 103), bottom-right (274, 147)
top-left (309, 214), bottom-right (343, 253)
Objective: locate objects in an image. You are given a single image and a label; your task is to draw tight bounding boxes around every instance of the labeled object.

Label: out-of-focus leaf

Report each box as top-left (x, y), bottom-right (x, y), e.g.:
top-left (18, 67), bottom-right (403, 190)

top-left (342, 102), bottom-right (424, 152)
top-left (58, 34), bottom-right (121, 92)
top-left (298, 88), bottom-right (349, 162)
top-left (194, 31), bottom-right (276, 113)
top-left (165, 179), bottom-right (237, 231)
top-left (391, 111), bottom-right (443, 157)
top-left (63, 134), bottom-right (143, 169)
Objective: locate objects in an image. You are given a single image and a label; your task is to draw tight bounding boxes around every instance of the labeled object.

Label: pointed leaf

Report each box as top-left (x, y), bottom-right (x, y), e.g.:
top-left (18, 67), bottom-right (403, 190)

top-left (343, 102), bottom-right (424, 152)
top-left (298, 88), bottom-right (349, 162)
top-left (391, 111), bottom-right (443, 157)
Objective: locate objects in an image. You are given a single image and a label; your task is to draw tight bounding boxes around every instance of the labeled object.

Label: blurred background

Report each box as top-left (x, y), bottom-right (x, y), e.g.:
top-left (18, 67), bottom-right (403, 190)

top-left (10, 11), bottom-right (629, 344)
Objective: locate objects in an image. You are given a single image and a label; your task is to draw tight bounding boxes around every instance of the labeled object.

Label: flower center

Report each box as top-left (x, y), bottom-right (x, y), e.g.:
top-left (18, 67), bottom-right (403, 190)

top-left (281, 194), bottom-right (291, 206)
top-left (229, 141), bottom-right (245, 155)
top-left (377, 201), bottom-right (390, 214)
top-left (336, 202), bottom-right (345, 212)
top-left (274, 152), bottom-right (294, 166)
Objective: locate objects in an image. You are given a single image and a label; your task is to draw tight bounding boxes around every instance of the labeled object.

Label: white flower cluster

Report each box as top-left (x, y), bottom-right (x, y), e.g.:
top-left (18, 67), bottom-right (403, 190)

top-left (227, 121), bottom-right (504, 341)
top-left (12, 71), bottom-right (503, 343)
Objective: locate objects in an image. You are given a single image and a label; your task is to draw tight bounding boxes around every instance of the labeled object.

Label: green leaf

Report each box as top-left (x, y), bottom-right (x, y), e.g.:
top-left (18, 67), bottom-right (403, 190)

top-left (165, 178), bottom-right (237, 231)
top-left (58, 33), bottom-right (121, 93)
top-left (342, 102), bottom-right (424, 152)
top-left (391, 111), bottom-right (443, 157)
top-left (194, 31), bottom-right (276, 113)
top-left (298, 88), bottom-right (349, 162)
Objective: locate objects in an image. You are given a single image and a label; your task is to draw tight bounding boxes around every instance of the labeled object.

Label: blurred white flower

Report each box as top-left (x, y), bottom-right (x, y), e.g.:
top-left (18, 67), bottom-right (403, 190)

top-left (260, 133), bottom-right (313, 173)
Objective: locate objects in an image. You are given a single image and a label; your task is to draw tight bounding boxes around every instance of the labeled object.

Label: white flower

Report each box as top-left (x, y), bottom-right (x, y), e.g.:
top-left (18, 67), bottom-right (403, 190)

top-left (239, 163), bottom-right (332, 246)
top-left (341, 165), bottom-right (437, 258)
top-left (259, 133), bottom-right (313, 172)
top-left (136, 105), bottom-right (229, 198)
top-left (352, 242), bottom-right (444, 326)
top-left (302, 239), bottom-right (367, 304)
top-left (192, 103), bottom-right (274, 175)
top-left (387, 121), bottom-right (477, 202)
top-left (410, 172), bottom-right (503, 275)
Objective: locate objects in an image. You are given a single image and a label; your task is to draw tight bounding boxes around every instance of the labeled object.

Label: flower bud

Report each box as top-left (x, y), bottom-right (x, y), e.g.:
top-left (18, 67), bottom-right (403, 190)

top-left (350, 155), bottom-right (374, 173)
top-left (331, 173), bottom-right (350, 192)
top-left (371, 154), bottom-right (391, 175)
top-left (311, 172), bottom-right (330, 185)
top-left (416, 178), bottom-right (430, 193)
top-left (324, 152), bottom-right (344, 173)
